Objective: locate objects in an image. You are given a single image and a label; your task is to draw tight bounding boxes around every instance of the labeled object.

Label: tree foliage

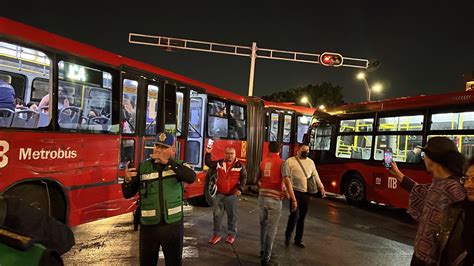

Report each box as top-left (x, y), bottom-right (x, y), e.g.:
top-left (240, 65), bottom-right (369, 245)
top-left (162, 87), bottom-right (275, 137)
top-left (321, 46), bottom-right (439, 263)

top-left (261, 82), bottom-right (344, 107)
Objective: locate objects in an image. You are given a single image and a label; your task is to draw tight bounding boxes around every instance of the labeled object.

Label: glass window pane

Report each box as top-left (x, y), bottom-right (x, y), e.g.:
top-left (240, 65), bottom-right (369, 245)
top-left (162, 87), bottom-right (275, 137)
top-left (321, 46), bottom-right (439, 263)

top-left (431, 112), bottom-right (474, 130)
top-left (0, 41), bottom-right (51, 129)
top-left (230, 105), bottom-right (244, 120)
top-left (58, 61), bottom-right (114, 133)
top-left (297, 115), bottom-right (311, 144)
top-left (336, 135), bottom-right (372, 160)
top-left (208, 116), bottom-right (228, 138)
top-left (185, 141), bottom-right (200, 164)
top-left (122, 79), bottom-right (138, 134)
top-left (378, 115), bottom-right (424, 132)
top-left (283, 115), bottom-right (292, 143)
top-left (208, 100), bottom-right (226, 117)
top-left (176, 92), bottom-right (184, 137)
top-left (229, 105), bottom-right (245, 140)
top-left (339, 118), bottom-right (373, 132)
top-left (269, 113), bottom-right (279, 141)
top-left (188, 98), bottom-right (203, 138)
top-left (374, 135), bottom-right (423, 163)
top-left (145, 84), bottom-right (159, 135)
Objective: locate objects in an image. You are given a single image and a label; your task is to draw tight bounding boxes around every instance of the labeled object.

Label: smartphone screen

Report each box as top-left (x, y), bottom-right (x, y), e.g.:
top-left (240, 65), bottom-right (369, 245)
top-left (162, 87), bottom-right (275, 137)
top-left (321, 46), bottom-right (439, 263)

top-left (384, 148), bottom-right (393, 168)
top-left (207, 139), bottom-right (214, 149)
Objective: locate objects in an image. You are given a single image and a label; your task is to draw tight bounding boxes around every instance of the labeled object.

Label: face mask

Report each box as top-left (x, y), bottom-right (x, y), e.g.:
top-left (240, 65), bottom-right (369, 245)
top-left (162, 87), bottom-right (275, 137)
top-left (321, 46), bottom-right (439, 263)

top-left (300, 151), bottom-right (309, 159)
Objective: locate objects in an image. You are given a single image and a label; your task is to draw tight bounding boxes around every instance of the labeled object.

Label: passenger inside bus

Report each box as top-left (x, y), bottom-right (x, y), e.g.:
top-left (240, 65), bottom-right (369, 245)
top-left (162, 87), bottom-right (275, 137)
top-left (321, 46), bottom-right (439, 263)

top-left (407, 146), bottom-right (422, 163)
top-left (0, 79), bottom-right (16, 111)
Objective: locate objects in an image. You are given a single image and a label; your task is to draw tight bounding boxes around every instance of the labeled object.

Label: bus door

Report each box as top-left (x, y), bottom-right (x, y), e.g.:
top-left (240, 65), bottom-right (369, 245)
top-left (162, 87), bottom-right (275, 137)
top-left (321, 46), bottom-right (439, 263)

top-left (267, 110), bottom-right (294, 160)
top-left (175, 87), bottom-right (188, 161)
top-left (185, 90), bottom-right (207, 170)
top-left (119, 74), bottom-right (141, 173)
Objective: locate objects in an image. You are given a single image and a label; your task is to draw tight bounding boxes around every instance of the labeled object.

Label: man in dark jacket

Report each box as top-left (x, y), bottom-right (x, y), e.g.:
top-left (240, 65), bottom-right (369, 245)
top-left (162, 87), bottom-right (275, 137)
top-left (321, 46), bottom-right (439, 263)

top-left (122, 132), bottom-right (196, 266)
top-left (0, 79), bottom-right (15, 111)
top-left (0, 195), bottom-right (75, 265)
top-left (206, 145), bottom-right (247, 245)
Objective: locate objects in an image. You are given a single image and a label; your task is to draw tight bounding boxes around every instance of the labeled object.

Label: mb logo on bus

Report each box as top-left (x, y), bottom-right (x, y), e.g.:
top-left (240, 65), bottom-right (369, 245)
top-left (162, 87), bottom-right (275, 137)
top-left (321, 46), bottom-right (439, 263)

top-left (388, 177), bottom-right (398, 189)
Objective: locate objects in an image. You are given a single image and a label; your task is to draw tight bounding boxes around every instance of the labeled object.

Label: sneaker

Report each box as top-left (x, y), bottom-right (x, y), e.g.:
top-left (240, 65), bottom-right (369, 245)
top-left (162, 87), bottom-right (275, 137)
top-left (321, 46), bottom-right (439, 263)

top-left (294, 241), bottom-right (306, 248)
top-left (209, 234), bottom-right (221, 245)
top-left (226, 234), bottom-right (235, 245)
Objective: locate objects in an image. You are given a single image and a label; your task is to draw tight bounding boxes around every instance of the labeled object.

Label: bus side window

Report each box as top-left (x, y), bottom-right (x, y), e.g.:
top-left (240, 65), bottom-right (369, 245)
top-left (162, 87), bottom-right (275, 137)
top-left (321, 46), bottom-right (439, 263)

top-left (120, 139), bottom-right (135, 169)
top-left (0, 41), bottom-right (51, 129)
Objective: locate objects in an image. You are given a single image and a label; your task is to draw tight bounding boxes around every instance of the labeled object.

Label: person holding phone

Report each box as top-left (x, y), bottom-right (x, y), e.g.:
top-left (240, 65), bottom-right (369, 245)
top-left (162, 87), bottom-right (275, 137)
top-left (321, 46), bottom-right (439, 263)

top-left (205, 143), bottom-right (247, 246)
top-left (387, 137), bottom-right (466, 265)
top-left (122, 132), bottom-right (196, 266)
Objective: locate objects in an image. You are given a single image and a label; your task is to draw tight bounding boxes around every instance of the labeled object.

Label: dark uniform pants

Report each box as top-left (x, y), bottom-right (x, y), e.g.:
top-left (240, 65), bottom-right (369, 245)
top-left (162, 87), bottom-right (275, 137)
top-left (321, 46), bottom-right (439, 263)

top-left (285, 190), bottom-right (310, 243)
top-left (139, 221), bottom-right (184, 266)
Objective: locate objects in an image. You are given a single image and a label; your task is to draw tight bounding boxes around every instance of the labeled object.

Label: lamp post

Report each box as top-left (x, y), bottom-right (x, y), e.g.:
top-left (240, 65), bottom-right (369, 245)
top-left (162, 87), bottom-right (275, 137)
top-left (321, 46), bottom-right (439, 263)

top-left (357, 72), bottom-right (371, 101)
top-left (300, 96), bottom-right (313, 108)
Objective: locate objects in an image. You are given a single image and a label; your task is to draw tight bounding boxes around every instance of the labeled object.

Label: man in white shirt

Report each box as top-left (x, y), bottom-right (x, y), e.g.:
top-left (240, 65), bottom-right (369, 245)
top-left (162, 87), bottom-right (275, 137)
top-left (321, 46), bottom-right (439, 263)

top-left (283, 143), bottom-right (325, 248)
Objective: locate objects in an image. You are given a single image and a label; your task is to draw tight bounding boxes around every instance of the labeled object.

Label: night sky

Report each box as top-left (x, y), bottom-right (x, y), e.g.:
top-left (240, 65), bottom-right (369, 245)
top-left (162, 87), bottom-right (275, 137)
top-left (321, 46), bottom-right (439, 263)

top-left (2, 1), bottom-right (473, 103)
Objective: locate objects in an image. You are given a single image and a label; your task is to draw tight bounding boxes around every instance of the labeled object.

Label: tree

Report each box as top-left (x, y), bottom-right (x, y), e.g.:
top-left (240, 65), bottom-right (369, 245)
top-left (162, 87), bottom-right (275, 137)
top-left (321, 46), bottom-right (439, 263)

top-left (261, 82), bottom-right (344, 108)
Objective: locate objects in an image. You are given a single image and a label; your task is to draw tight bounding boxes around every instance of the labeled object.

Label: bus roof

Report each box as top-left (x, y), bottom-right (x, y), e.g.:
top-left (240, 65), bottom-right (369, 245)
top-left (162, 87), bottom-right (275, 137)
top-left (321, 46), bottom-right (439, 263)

top-left (263, 100), bottom-right (316, 115)
top-left (0, 17), bottom-right (246, 104)
top-left (325, 91), bottom-right (474, 115)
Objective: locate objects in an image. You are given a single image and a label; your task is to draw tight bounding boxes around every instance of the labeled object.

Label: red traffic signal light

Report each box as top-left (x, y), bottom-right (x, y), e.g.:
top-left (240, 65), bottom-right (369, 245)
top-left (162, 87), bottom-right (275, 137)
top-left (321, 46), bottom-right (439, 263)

top-left (320, 52), bottom-right (343, 67)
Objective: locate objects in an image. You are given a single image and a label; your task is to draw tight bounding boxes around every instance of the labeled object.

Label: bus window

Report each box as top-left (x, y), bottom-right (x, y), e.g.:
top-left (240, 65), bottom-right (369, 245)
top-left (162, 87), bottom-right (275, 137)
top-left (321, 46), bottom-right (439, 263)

top-left (189, 97), bottom-right (203, 138)
top-left (374, 135), bottom-right (423, 162)
top-left (339, 118), bottom-right (374, 132)
top-left (176, 91), bottom-right (184, 137)
top-left (378, 115), bottom-right (424, 131)
top-left (122, 79), bottom-right (138, 134)
top-left (208, 100), bottom-right (228, 138)
top-left (311, 126), bottom-right (332, 151)
top-left (120, 139), bottom-right (135, 170)
top-left (283, 115), bottom-right (292, 143)
top-left (431, 112), bottom-right (474, 130)
top-left (269, 113), bottom-right (279, 141)
top-left (336, 135), bottom-right (372, 160)
top-left (229, 104), bottom-right (246, 140)
top-left (58, 61), bottom-right (114, 132)
top-left (145, 84), bottom-right (159, 135)
top-left (0, 41), bottom-right (51, 128)
top-left (297, 115), bottom-right (312, 143)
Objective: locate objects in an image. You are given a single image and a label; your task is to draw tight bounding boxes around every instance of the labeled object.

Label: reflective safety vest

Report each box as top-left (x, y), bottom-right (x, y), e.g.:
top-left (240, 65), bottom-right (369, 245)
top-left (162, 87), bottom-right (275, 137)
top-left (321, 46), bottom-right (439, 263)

top-left (0, 227), bottom-right (48, 265)
top-left (259, 153), bottom-right (284, 199)
top-left (139, 159), bottom-right (183, 225)
top-left (215, 159), bottom-right (244, 195)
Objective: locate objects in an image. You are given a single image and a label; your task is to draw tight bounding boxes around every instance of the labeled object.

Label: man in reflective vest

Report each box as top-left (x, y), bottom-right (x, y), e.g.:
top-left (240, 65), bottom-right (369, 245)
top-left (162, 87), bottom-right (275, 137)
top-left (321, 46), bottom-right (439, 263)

top-left (257, 141), bottom-right (297, 265)
top-left (206, 145), bottom-right (247, 245)
top-left (122, 132), bottom-right (196, 266)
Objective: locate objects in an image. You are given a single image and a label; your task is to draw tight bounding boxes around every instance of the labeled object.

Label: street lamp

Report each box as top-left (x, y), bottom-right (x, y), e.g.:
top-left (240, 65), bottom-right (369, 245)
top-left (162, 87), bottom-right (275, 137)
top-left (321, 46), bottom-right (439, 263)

top-left (319, 104), bottom-right (326, 110)
top-left (300, 96), bottom-right (313, 108)
top-left (356, 72), bottom-right (382, 101)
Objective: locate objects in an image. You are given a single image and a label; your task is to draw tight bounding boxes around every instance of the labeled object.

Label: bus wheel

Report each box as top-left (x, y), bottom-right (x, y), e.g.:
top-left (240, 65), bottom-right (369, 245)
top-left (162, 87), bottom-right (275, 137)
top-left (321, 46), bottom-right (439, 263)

top-left (343, 175), bottom-right (367, 206)
top-left (200, 171), bottom-right (218, 207)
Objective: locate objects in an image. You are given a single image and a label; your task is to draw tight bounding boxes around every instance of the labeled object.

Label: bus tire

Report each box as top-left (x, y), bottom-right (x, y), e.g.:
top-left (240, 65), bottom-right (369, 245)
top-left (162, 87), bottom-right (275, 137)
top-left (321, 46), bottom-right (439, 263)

top-left (199, 171), bottom-right (218, 207)
top-left (343, 174), bottom-right (367, 206)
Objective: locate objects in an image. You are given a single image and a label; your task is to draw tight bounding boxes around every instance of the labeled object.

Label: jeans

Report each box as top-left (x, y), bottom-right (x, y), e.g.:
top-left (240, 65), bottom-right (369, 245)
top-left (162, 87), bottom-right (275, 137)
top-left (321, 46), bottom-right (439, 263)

top-left (259, 195), bottom-right (282, 262)
top-left (213, 194), bottom-right (238, 236)
top-left (285, 190), bottom-right (310, 243)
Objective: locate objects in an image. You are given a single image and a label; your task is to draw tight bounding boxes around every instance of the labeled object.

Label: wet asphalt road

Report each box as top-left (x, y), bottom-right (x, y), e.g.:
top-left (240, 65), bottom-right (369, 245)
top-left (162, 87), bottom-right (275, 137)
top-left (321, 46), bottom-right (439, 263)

top-left (63, 194), bottom-right (416, 265)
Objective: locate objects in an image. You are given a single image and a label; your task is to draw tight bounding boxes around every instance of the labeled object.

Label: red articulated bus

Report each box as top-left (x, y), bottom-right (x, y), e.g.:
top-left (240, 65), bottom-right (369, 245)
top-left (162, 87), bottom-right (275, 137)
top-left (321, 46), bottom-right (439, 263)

top-left (306, 92), bottom-right (474, 208)
top-left (0, 17), bottom-right (316, 226)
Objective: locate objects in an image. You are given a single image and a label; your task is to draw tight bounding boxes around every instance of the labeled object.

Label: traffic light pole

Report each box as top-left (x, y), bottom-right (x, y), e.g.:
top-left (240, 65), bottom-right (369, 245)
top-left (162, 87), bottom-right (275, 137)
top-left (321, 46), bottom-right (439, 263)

top-left (129, 33), bottom-right (370, 96)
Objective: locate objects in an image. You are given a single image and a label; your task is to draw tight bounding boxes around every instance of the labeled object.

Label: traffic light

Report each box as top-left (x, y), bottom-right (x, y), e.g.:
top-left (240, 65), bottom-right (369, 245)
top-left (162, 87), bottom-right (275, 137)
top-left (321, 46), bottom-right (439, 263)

top-left (320, 52), bottom-right (343, 67)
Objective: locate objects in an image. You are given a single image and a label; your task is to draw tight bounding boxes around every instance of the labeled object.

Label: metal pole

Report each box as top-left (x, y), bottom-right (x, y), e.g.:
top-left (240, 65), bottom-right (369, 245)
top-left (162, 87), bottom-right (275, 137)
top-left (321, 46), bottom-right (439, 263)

top-left (363, 77), bottom-right (371, 101)
top-left (248, 42), bottom-right (257, 96)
